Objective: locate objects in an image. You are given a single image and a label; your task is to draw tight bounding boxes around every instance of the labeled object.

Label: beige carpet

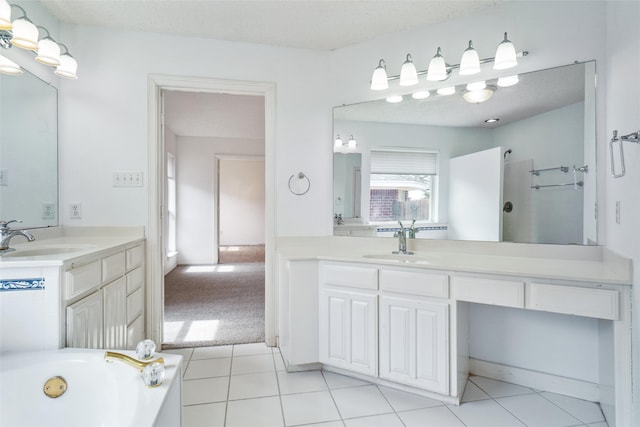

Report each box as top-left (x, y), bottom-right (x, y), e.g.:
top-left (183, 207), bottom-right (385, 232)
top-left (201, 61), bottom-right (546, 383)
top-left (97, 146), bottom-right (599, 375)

top-left (163, 262), bottom-right (265, 349)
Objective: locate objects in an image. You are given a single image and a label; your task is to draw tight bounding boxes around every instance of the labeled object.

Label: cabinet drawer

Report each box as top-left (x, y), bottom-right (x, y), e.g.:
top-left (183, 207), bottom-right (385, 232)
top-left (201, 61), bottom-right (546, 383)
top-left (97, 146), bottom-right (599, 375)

top-left (127, 287), bottom-right (144, 323)
top-left (526, 283), bottom-right (619, 320)
top-left (126, 267), bottom-right (144, 295)
top-left (452, 276), bottom-right (524, 308)
top-left (65, 261), bottom-right (102, 300)
top-left (380, 269), bottom-right (449, 298)
top-left (102, 252), bottom-right (126, 283)
top-left (126, 245), bottom-right (144, 270)
top-left (322, 264), bottom-right (378, 290)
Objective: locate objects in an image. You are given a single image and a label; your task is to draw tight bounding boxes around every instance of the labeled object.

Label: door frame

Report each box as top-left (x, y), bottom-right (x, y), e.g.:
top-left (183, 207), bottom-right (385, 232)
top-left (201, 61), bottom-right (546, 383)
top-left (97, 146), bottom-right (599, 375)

top-left (147, 74), bottom-right (277, 347)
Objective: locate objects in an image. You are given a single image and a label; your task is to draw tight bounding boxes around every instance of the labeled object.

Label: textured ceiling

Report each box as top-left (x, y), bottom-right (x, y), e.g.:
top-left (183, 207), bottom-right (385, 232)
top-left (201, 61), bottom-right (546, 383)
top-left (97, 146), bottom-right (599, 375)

top-left (40, 0), bottom-right (499, 51)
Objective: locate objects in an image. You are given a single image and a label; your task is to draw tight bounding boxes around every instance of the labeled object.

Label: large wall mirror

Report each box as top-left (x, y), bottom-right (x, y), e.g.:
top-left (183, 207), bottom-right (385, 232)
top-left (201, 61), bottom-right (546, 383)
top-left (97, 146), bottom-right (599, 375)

top-left (333, 61), bottom-right (596, 245)
top-left (0, 69), bottom-right (58, 228)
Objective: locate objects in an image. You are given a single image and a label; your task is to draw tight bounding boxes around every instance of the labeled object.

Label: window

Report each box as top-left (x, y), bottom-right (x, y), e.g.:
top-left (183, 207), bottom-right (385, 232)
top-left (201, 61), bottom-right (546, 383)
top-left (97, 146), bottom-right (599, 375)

top-left (369, 149), bottom-right (438, 223)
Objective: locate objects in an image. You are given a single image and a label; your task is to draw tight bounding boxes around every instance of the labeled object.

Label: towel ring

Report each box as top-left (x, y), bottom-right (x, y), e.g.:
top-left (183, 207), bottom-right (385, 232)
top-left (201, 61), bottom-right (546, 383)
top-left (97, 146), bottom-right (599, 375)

top-left (288, 172), bottom-right (310, 196)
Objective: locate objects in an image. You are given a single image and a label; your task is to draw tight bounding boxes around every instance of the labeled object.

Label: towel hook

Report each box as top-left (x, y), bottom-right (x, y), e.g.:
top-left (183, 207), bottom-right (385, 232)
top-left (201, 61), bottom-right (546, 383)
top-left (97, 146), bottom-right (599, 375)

top-left (610, 130), bottom-right (640, 178)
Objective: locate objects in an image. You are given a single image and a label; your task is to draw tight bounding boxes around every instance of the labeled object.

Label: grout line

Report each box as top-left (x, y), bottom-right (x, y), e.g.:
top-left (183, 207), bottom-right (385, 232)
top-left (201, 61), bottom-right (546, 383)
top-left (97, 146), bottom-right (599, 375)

top-left (321, 370), bottom-right (347, 423)
top-left (374, 384), bottom-right (408, 427)
top-left (536, 391), bottom-right (607, 426)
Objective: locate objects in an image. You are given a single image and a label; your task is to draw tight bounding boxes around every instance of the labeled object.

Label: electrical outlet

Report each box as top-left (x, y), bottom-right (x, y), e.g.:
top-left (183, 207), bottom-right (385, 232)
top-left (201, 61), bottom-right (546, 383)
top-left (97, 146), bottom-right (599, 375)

top-left (42, 203), bottom-right (55, 220)
top-left (615, 201), bottom-right (621, 224)
top-left (70, 203), bottom-right (82, 219)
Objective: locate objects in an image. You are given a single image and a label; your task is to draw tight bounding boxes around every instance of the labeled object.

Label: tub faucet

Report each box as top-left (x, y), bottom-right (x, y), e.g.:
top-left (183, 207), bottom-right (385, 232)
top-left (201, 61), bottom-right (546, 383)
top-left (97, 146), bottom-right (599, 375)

top-left (0, 220), bottom-right (35, 253)
top-left (105, 351), bottom-right (166, 387)
top-left (392, 221), bottom-right (413, 255)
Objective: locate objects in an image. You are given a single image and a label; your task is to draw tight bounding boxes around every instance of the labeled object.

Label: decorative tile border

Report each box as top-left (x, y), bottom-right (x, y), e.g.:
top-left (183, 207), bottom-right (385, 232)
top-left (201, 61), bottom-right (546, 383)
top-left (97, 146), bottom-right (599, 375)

top-left (0, 278), bottom-right (45, 292)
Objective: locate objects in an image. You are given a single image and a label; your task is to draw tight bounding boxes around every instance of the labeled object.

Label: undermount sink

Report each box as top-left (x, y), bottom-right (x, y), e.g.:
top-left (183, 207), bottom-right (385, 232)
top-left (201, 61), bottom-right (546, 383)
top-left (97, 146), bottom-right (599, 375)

top-left (1, 244), bottom-right (97, 257)
top-left (362, 253), bottom-right (433, 264)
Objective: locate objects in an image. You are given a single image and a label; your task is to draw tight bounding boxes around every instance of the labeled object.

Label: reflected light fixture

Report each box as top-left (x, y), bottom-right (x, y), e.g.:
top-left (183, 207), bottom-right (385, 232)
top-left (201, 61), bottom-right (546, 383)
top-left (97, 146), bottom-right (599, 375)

top-left (466, 80), bottom-right (486, 91)
top-left (484, 118), bottom-right (499, 123)
top-left (437, 86), bottom-right (456, 96)
top-left (370, 59), bottom-right (388, 90)
top-left (399, 53), bottom-right (418, 86)
top-left (386, 95), bottom-right (403, 103)
top-left (459, 40), bottom-right (481, 75)
top-left (411, 90), bottom-right (430, 100)
top-left (462, 85), bottom-right (496, 103)
top-left (497, 75), bottom-right (519, 87)
top-left (0, 3), bottom-right (78, 78)
top-left (494, 32), bottom-right (518, 70)
top-left (348, 135), bottom-right (357, 149)
top-left (334, 134), bottom-right (343, 148)
top-left (426, 47), bottom-right (448, 81)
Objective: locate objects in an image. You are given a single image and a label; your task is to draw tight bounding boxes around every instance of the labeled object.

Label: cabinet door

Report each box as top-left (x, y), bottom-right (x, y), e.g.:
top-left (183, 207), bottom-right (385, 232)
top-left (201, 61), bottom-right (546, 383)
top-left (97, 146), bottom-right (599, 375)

top-left (380, 296), bottom-right (449, 394)
top-left (103, 277), bottom-right (128, 349)
top-left (66, 291), bottom-right (103, 349)
top-left (319, 288), bottom-right (377, 376)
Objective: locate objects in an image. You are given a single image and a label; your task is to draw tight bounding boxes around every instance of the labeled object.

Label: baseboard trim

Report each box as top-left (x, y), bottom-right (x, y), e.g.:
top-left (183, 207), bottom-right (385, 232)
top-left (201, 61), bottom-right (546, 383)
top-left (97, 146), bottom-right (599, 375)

top-left (469, 358), bottom-right (599, 402)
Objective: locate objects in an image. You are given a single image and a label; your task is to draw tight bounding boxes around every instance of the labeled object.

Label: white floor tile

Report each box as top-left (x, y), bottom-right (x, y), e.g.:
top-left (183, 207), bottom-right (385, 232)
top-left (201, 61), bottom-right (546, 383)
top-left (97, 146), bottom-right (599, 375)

top-left (461, 381), bottom-right (492, 403)
top-left (281, 390), bottom-right (341, 426)
top-left (183, 377), bottom-right (230, 405)
top-left (233, 342), bottom-right (273, 356)
top-left (498, 393), bottom-right (583, 427)
top-left (322, 371), bottom-right (370, 389)
top-left (225, 396), bottom-right (284, 427)
top-left (378, 385), bottom-right (443, 412)
top-left (182, 402), bottom-right (226, 427)
top-left (192, 345), bottom-right (233, 360)
top-left (228, 371), bottom-right (279, 400)
top-left (331, 385), bottom-right (393, 419)
top-left (303, 422), bottom-right (345, 427)
top-left (185, 357), bottom-right (232, 379)
top-left (277, 370), bottom-right (328, 395)
top-left (398, 406), bottom-right (466, 427)
top-left (231, 354), bottom-right (275, 375)
top-left (447, 399), bottom-right (526, 427)
top-left (540, 392), bottom-right (606, 424)
top-left (274, 354), bottom-right (286, 372)
top-left (469, 376), bottom-right (535, 398)
top-left (587, 422), bottom-right (609, 427)
top-left (344, 413), bottom-right (404, 427)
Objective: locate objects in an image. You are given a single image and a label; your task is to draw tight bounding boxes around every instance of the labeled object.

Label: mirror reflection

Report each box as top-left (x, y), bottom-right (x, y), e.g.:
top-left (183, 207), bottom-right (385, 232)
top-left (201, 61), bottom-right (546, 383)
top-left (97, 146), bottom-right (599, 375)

top-left (0, 69), bottom-right (58, 228)
top-left (333, 61), bottom-right (596, 245)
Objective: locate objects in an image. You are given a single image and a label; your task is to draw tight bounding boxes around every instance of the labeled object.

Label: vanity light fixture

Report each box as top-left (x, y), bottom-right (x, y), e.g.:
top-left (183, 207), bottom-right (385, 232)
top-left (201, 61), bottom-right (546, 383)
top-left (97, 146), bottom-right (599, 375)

top-left (462, 85), bottom-right (496, 104)
top-left (348, 135), bottom-right (357, 149)
top-left (333, 134), bottom-right (357, 151)
top-left (497, 74), bottom-right (519, 87)
top-left (466, 80), bottom-right (486, 91)
top-left (386, 95), bottom-right (403, 103)
top-left (411, 90), bottom-right (430, 100)
top-left (369, 32), bottom-right (525, 90)
top-left (0, 3), bottom-right (78, 78)
top-left (437, 86), bottom-right (456, 96)
top-left (334, 134), bottom-right (343, 148)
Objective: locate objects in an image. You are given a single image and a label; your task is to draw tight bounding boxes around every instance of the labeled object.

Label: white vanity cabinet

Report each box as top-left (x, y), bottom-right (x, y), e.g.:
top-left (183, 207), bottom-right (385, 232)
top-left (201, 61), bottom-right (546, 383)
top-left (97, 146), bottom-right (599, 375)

top-left (319, 263), bottom-right (378, 376)
top-left (65, 242), bottom-right (145, 349)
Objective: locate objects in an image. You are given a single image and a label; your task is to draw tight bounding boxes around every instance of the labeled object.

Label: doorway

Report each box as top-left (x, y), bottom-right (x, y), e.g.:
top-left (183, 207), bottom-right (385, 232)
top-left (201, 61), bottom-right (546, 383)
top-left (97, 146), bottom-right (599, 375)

top-left (146, 75), bottom-right (277, 349)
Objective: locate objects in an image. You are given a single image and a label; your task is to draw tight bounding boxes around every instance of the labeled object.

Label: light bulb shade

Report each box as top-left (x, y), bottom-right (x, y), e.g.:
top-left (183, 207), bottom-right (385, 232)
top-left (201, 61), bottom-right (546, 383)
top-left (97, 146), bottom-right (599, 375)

top-left (494, 32), bottom-right (518, 70)
top-left (54, 54), bottom-right (78, 79)
top-left (497, 74), bottom-right (519, 87)
top-left (466, 81), bottom-right (486, 91)
top-left (370, 59), bottom-right (388, 91)
top-left (462, 87), bottom-right (495, 104)
top-left (459, 40), bottom-right (480, 76)
top-left (385, 95), bottom-right (403, 103)
top-left (10, 18), bottom-right (39, 50)
top-left (426, 47), bottom-right (448, 81)
top-left (334, 135), bottom-right (343, 148)
top-left (411, 90), bottom-right (430, 100)
top-left (348, 135), bottom-right (357, 149)
top-left (437, 86), bottom-right (455, 96)
top-left (35, 38), bottom-right (61, 66)
top-left (0, 54), bottom-right (22, 75)
top-left (0, 0), bottom-right (11, 30)
top-left (399, 54), bottom-right (418, 86)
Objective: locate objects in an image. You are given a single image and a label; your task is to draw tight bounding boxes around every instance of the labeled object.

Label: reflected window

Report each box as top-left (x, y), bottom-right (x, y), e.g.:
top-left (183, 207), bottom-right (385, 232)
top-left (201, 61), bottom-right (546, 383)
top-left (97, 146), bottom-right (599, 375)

top-left (369, 150), bottom-right (438, 222)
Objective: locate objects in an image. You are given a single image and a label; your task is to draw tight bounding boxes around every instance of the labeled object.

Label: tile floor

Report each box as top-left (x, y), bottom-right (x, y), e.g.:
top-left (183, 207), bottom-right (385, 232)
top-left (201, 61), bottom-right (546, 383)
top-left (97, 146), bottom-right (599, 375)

top-left (166, 343), bottom-right (608, 427)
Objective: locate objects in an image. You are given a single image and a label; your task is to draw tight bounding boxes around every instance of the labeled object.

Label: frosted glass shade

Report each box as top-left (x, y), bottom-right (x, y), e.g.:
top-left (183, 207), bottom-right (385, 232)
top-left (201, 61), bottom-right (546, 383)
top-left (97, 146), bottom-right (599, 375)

top-left (437, 86), bottom-right (455, 96)
top-left (463, 88), bottom-right (494, 103)
top-left (399, 54), bottom-right (418, 86)
top-left (54, 54), bottom-right (78, 79)
top-left (0, 54), bottom-right (22, 75)
top-left (35, 38), bottom-right (61, 66)
top-left (10, 18), bottom-right (39, 50)
top-left (370, 59), bottom-right (388, 91)
top-left (497, 75), bottom-right (519, 87)
top-left (466, 81), bottom-right (486, 91)
top-left (0, 0), bottom-right (11, 30)
top-left (348, 135), bottom-right (357, 149)
top-left (459, 41), bottom-right (480, 76)
top-left (494, 33), bottom-right (518, 70)
top-left (426, 47), bottom-right (447, 81)
top-left (385, 95), bottom-right (403, 103)
top-left (334, 135), bottom-right (343, 148)
top-left (412, 91), bottom-right (430, 100)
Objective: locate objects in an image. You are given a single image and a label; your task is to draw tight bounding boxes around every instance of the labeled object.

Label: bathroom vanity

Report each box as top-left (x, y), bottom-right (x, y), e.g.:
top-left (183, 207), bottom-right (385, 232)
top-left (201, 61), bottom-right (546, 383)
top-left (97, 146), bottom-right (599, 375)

top-left (0, 227), bottom-right (145, 353)
top-left (277, 236), bottom-right (632, 426)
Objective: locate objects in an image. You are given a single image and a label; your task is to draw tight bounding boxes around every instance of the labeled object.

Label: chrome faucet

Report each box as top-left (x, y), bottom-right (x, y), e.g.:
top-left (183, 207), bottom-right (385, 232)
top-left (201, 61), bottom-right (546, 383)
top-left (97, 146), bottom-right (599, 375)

top-left (392, 221), bottom-right (414, 255)
top-left (0, 220), bottom-right (35, 253)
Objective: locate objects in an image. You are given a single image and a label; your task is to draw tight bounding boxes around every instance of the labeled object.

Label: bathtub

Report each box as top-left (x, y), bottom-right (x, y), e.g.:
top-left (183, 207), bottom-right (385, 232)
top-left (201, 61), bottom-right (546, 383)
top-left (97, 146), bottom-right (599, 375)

top-left (0, 348), bottom-right (182, 427)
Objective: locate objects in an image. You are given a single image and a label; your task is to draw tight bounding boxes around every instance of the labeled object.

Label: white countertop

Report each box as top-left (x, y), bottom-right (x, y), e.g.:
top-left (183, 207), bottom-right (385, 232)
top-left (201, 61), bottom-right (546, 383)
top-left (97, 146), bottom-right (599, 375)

top-left (277, 236), bottom-right (632, 286)
top-left (0, 226), bottom-right (145, 268)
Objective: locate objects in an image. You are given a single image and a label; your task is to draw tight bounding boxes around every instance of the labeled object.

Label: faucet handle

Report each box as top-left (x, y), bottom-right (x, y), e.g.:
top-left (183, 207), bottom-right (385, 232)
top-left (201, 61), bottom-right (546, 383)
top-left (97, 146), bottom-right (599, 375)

top-left (0, 220), bottom-right (22, 229)
top-left (136, 339), bottom-right (157, 360)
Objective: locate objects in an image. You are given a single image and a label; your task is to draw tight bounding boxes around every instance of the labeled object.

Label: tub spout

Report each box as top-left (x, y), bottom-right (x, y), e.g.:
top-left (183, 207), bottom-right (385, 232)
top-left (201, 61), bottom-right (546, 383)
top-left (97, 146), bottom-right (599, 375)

top-left (104, 351), bottom-right (164, 372)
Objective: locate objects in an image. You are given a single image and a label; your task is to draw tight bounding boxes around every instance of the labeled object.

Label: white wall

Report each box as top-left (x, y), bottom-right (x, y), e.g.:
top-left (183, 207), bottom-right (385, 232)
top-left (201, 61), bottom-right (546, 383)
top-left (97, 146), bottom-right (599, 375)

top-left (176, 137), bottom-right (263, 264)
top-left (604, 1), bottom-right (640, 422)
top-left (219, 157), bottom-right (265, 246)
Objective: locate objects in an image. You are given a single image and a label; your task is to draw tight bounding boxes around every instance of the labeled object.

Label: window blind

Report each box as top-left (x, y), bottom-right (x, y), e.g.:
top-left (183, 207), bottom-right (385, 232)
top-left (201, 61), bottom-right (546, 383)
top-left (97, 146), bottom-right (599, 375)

top-left (370, 150), bottom-right (438, 175)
